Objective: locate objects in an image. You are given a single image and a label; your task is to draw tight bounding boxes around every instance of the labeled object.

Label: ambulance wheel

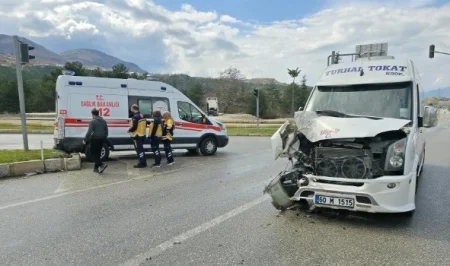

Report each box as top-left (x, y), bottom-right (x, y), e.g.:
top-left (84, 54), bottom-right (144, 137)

top-left (84, 143), bottom-right (110, 162)
top-left (100, 143), bottom-right (110, 161)
top-left (200, 137), bottom-right (217, 156)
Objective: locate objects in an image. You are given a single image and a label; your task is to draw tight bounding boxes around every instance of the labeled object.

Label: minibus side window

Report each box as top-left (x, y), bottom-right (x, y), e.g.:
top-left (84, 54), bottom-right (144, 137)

top-left (177, 101), bottom-right (207, 124)
top-left (416, 84), bottom-right (420, 116)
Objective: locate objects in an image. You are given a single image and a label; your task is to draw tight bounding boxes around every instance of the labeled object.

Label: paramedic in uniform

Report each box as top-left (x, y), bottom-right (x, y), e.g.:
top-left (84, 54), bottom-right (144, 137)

top-left (162, 111), bottom-right (175, 165)
top-left (83, 108), bottom-right (108, 174)
top-left (149, 110), bottom-right (163, 167)
top-left (128, 104), bottom-right (147, 168)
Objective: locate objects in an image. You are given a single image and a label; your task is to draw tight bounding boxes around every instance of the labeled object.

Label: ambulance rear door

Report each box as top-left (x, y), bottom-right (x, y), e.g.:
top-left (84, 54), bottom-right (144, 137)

top-left (65, 77), bottom-right (132, 150)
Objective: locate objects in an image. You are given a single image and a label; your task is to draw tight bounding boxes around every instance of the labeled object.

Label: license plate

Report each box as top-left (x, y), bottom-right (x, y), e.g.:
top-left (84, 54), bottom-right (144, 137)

top-left (314, 195), bottom-right (355, 208)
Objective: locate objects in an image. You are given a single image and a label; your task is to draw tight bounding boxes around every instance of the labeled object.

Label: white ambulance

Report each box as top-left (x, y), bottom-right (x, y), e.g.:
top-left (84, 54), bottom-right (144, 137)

top-left (53, 74), bottom-right (229, 161)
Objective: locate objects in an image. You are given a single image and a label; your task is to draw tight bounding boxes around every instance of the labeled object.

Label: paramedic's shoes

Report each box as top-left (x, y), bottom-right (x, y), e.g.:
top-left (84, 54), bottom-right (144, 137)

top-left (167, 161), bottom-right (175, 166)
top-left (133, 164), bottom-right (147, 168)
top-left (93, 168), bottom-right (99, 173)
top-left (151, 163), bottom-right (161, 168)
top-left (99, 164), bottom-right (108, 174)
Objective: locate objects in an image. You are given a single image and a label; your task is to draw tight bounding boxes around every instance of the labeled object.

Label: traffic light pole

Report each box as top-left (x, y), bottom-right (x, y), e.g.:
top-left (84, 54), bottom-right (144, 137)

top-left (13, 35), bottom-right (29, 151)
top-left (429, 44), bottom-right (450, 58)
top-left (435, 51), bottom-right (450, 56)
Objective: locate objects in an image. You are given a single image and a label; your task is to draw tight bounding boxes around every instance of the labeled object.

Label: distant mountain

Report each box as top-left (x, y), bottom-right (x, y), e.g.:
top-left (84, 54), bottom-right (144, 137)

top-left (60, 49), bottom-right (144, 72)
top-left (424, 87), bottom-right (450, 98)
top-left (0, 34), bottom-right (145, 72)
top-left (245, 78), bottom-right (284, 85)
top-left (0, 34), bottom-right (65, 65)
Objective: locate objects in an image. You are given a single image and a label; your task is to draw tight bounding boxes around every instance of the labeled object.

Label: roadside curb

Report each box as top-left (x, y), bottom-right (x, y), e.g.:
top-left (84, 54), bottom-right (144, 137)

top-left (0, 153), bottom-right (81, 178)
top-left (0, 129), bottom-right (53, 134)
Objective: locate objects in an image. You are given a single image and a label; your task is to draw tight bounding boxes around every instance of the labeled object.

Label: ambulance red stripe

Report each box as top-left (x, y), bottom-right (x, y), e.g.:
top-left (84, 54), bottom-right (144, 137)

top-left (62, 117), bottom-right (222, 132)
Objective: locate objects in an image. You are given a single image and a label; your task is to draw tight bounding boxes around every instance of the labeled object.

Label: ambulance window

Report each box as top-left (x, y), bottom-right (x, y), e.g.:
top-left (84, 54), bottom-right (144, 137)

top-left (138, 99), bottom-right (152, 118)
top-left (152, 97), bottom-right (170, 113)
top-left (137, 97), bottom-right (171, 118)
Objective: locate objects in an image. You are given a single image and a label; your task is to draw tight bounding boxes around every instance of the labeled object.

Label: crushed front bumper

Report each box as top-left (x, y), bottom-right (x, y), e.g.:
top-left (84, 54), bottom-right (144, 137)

top-left (265, 172), bottom-right (416, 213)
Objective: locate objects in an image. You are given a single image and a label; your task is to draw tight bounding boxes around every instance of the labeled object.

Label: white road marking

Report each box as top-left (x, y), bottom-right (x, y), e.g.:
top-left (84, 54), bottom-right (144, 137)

top-left (0, 150), bottom-right (271, 211)
top-left (121, 195), bottom-right (270, 266)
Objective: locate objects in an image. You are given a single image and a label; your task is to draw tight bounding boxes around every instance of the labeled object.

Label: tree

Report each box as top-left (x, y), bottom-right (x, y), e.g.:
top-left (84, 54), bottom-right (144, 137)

top-left (287, 67), bottom-right (301, 115)
top-left (92, 67), bottom-right (104, 77)
top-left (301, 75), bottom-right (307, 89)
top-left (64, 61), bottom-right (86, 76)
top-left (139, 71), bottom-right (149, 80)
top-left (264, 82), bottom-right (283, 118)
top-left (282, 84), bottom-right (296, 114)
top-left (220, 67), bottom-right (245, 80)
top-left (129, 72), bottom-right (139, 79)
top-left (217, 67), bottom-right (245, 113)
top-left (186, 83), bottom-right (204, 107)
top-left (111, 63), bottom-right (129, 79)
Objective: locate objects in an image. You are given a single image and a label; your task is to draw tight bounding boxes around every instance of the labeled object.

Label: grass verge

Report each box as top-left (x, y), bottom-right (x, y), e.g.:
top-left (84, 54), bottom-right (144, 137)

top-left (0, 149), bottom-right (63, 164)
top-left (227, 127), bottom-right (277, 136)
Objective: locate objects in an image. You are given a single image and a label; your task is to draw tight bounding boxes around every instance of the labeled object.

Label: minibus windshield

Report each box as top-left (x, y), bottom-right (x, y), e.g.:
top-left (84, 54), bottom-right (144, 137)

top-left (305, 82), bottom-right (413, 120)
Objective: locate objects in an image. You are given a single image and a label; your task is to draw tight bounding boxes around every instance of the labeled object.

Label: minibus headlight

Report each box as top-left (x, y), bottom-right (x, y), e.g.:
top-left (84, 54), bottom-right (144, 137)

top-left (384, 138), bottom-right (407, 171)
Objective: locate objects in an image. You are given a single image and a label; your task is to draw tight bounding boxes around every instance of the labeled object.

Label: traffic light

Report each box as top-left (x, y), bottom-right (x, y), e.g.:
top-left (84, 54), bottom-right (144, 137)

top-left (253, 89), bottom-right (259, 97)
top-left (20, 42), bottom-right (35, 64)
top-left (429, 44), bottom-right (435, 59)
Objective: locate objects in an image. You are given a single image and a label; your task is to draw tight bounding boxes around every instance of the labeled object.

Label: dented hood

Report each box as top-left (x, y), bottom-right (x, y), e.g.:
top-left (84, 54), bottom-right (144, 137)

top-left (270, 111), bottom-right (411, 160)
top-left (295, 111), bottom-right (411, 142)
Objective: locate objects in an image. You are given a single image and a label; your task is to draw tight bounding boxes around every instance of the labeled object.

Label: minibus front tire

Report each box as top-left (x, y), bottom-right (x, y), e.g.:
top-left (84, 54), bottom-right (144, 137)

top-left (84, 142), bottom-right (110, 162)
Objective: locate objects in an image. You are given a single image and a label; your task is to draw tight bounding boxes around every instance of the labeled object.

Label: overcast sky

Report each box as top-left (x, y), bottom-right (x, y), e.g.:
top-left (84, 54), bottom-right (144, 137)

top-left (1, 0), bottom-right (450, 90)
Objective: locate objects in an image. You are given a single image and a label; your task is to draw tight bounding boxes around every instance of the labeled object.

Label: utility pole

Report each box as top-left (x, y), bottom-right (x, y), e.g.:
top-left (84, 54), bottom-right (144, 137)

top-left (13, 36), bottom-right (35, 151)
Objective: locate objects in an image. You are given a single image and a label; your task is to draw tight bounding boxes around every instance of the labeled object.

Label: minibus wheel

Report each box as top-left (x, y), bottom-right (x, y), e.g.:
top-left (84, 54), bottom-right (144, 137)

top-left (187, 149), bottom-right (199, 155)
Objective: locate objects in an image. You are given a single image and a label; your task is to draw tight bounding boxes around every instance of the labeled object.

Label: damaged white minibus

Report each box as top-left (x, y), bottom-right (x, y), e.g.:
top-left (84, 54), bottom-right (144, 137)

top-left (265, 55), bottom-right (438, 217)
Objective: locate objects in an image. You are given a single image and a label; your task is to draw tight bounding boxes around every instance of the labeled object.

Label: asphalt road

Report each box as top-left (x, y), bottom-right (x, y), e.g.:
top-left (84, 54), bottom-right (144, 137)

top-left (1, 132), bottom-right (450, 266)
top-left (0, 134), bottom-right (55, 150)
